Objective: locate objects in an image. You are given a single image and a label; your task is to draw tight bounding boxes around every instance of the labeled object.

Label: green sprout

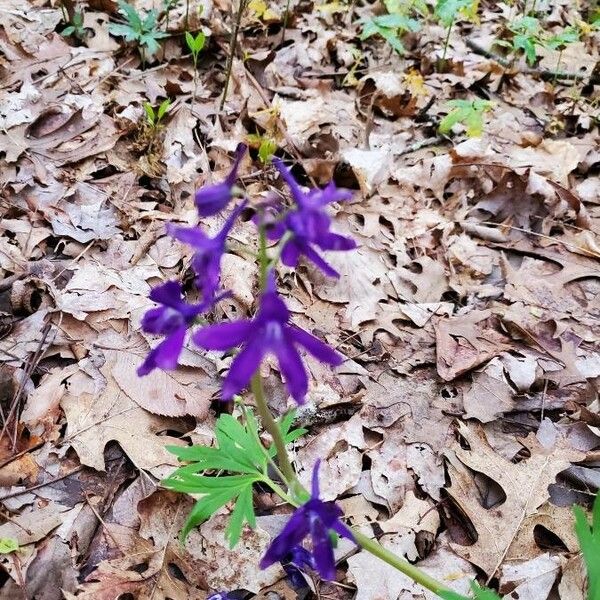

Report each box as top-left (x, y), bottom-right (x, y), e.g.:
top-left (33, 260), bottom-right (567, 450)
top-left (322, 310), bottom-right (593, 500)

top-left (438, 99), bottom-right (494, 137)
top-left (359, 13), bottom-right (421, 55)
top-left (505, 15), bottom-right (543, 66)
top-left (573, 494), bottom-right (600, 600)
top-left (435, 0), bottom-right (479, 64)
top-left (185, 31), bottom-right (206, 67)
top-left (61, 9), bottom-right (86, 40)
top-left (144, 99), bottom-right (171, 129)
top-left (544, 26), bottom-right (580, 76)
top-left (186, 31), bottom-right (206, 109)
top-left (109, 0), bottom-right (169, 62)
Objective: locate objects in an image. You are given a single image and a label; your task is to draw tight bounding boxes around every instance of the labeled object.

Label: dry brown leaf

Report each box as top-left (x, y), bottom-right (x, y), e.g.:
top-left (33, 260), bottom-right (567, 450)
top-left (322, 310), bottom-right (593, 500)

top-left (445, 423), bottom-right (584, 576)
top-left (61, 356), bottom-right (187, 477)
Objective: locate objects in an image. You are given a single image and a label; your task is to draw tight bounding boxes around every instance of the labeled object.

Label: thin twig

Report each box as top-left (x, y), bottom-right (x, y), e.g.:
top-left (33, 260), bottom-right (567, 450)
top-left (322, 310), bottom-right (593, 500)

top-left (466, 38), bottom-right (598, 84)
top-left (220, 0), bottom-right (247, 111)
top-left (0, 466), bottom-right (84, 502)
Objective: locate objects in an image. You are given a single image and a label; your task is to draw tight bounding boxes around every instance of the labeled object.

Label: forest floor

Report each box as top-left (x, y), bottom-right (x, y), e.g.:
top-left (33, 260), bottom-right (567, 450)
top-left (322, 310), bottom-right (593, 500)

top-left (0, 0), bottom-right (599, 598)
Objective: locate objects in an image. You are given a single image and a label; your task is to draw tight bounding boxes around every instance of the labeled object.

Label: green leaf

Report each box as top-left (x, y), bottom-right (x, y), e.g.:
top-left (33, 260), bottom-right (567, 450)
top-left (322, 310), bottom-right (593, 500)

top-left (225, 483), bottom-right (256, 547)
top-left (0, 538), bottom-right (19, 554)
top-left (258, 138), bottom-right (277, 163)
top-left (157, 99), bottom-right (171, 121)
top-left (143, 102), bottom-right (155, 124)
top-left (109, 23), bottom-right (139, 40)
top-left (185, 31), bottom-right (195, 53)
top-left (62, 26), bottom-right (75, 36)
top-left (439, 99), bottom-right (493, 137)
top-left (117, 0), bottom-right (142, 31)
top-left (573, 495), bottom-right (600, 600)
top-left (435, 0), bottom-right (477, 27)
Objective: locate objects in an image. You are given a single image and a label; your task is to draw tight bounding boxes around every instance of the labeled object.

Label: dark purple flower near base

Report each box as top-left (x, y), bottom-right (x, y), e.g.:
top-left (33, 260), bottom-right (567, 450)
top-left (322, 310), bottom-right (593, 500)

top-left (167, 201), bottom-right (247, 302)
top-left (195, 143), bottom-right (247, 217)
top-left (207, 593), bottom-right (234, 600)
top-left (137, 281), bottom-right (208, 376)
top-left (283, 545), bottom-right (315, 589)
top-left (193, 274), bottom-right (342, 404)
top-left (268, 158), bottom-right (356, 277)
top-left (260, 460), bottom-right (354, 580)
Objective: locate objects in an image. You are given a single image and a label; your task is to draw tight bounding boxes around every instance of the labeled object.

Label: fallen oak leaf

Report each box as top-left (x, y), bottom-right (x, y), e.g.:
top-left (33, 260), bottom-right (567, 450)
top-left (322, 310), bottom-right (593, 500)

top-left (444, 423), bottom-right (583, 578)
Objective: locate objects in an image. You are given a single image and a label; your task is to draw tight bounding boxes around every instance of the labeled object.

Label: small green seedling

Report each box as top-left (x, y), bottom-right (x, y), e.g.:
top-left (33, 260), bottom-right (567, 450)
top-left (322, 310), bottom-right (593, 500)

top-left (185, 31), bottom-right (206, 109)
top-left (504, 15), bottom-right (542, 66)
top-left (439, 99), bottom-right (494, 137)
top-left (246, 134), bottom-right (278, 163)
top-left (544, 26), bottom-right (580, 76)
top-left (61, 9), bottom-right (86, 40)
top-left (109, 0), bottom-right (169, 62)
top-left (435, 0), bottom-right (479, 63)
top-left (359, 13), bottom-right (421, 55)
top-left (185, 31), bottom-right (206, 67)
top-left (144, 99), bottom-right (171, 129)
top-left (573, 494), bottom-right (600, 600)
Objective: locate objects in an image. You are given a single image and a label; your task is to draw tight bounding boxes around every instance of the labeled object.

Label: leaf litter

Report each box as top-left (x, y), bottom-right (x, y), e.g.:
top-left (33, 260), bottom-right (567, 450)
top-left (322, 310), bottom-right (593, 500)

top-left (0, 0), bottom-right (599, 598)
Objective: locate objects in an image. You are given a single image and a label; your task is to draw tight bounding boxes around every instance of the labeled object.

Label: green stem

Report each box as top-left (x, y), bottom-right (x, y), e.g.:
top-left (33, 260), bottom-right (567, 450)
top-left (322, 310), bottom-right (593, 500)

top-left (258, 226), bottom-right (269, 289)
top-left (280, 0), bottom-right (291, 44)
top-left (351, 530), bottom-right (454, 597)
top-left (441, 20), bottom-right (453, 65)
top-left (251, 374), bottom-right (297, 487)
top-left (220, 0), bottom-right (246, 111)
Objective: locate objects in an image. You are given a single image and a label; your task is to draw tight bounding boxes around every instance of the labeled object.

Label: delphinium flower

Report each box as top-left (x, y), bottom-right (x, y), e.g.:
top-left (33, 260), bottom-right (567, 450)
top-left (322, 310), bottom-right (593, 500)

top-left (193, 273), bottom-right (342, 404)
top-left (260, 460), bottom-right (354, 580)
top-left (282, 545), bottom-right (314, 589)
top-left (137, 281), bottom-right (211, 376)
top-left (167, 200), bottom-right (247, 302)
top-left (207, 593), bottom-right (234, 600)
top-left (195, 143), bottom-right (247, 216)
top-left (266, 158), bottom-right (356, 277)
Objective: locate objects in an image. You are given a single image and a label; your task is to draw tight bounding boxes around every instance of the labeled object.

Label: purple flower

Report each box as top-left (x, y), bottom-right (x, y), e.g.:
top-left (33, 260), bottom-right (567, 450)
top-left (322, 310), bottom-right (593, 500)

top-left (269, 158), bottom-right (356, 277)
top-left (193, 274), bottom-right (343, 404)
top-left (167, 201), bottom-right (247, 301)
top-left (283, 546), bottom-right (314, 589)
top-left (260, 460), bottom-right (354, 580)
top-left (195, 143), bottom-right (247, 217)
top-left (137, 281), bottom-right (207, 376)
top-left (207, 594), bottom-right (234, 600)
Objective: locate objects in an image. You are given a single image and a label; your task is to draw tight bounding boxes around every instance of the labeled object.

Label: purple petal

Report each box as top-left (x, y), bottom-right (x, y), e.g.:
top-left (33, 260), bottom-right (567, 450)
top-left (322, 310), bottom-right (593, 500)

top-left (260, 508), bottom-right (310, 569)
top-left (311, 459), bottom-right (322, 498)
top-left (275, 335), bottom-right (308, 404)
top-left (193, 320), bottom-right (254, 350)
top-left (216, 200), bottom-right (248, 242)
top-left (312, 500), bottom-right (344, 528)
top-left (273, 158), bottom-right (306, 206)
top-left (195, 183), bottom-right (234, 217)
top-left (137, 327), bottom-right (186, 376)
top-left (167, 223), bottom-right (212, 249)
top-left (281, 239), bottom-right (301, 269)
top-left (221, 336), bottom-right (266, 399)
top-left (141, 306), bottom-right (183, 335)
top-left (289, 326), bottom-right (343, 366)
top-left (330, 520), bottom-right (355, 542)
top-left (310, 520), bottom-right (336, 580)
top-left (149, 280), bottom-right (184, 307)
top-left (256, 290), bottom-right (289, 325)
top-left (224, 143), bottom-right (247, 186)
top-left (302, 244), bottom-right (340, 277)
top-left (317, 232), bottom-right (356, 252)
